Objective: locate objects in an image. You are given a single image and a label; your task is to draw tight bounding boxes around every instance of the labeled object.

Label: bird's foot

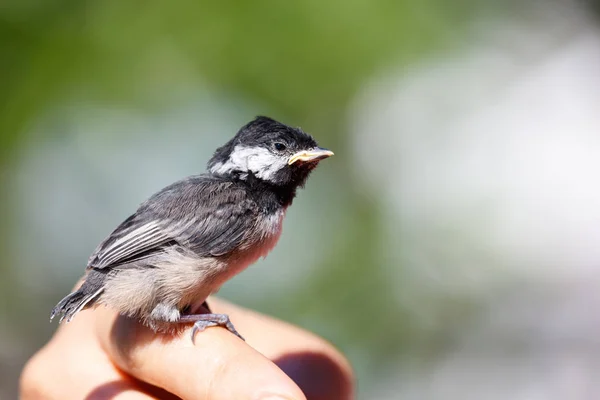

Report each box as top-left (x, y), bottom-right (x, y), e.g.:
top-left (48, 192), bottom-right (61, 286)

top-left (178, 313), bottom-right (244, 342)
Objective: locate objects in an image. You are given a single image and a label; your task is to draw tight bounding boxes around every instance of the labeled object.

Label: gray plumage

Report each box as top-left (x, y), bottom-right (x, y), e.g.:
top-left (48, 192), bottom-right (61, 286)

top-left (51, 116), bottom-right (333, 337)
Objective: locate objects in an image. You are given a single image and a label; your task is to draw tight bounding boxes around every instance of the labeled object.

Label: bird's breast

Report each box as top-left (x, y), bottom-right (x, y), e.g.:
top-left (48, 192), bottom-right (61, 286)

top-left (255, 208), bottom-right (287, 255)
top-left (216, 208), bottom-right (286, 283)
top-left (170, 209), bottom-right (287, 312)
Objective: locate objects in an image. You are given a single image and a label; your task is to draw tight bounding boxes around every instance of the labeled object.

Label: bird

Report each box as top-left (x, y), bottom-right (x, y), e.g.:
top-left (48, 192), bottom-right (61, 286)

top-left (50, 116), bottom-right (333, 340)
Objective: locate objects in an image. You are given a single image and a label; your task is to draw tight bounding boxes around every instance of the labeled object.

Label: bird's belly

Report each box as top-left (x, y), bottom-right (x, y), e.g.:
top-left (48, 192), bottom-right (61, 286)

top-left (103, 211), bottom-right (287, 319)
top-left (125, 210), bottom-right (285, 315)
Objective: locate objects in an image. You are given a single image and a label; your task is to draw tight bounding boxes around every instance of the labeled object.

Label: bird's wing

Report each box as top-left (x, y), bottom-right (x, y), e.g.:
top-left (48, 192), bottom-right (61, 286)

top-left (87, 176), bottom-right (256, 270)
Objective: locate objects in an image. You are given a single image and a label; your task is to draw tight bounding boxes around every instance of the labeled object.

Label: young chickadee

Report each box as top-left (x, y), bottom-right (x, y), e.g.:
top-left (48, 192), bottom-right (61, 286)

top-left (51, 116), bottom-right (333, 339)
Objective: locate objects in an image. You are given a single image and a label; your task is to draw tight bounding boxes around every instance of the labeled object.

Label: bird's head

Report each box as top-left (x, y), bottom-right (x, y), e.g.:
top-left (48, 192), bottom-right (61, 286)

top-left (208, 116), bottom-right (333, 189)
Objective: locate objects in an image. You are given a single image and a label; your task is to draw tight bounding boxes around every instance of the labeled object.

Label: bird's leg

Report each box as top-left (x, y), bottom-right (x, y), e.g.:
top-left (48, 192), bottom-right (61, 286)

top-left (178, 313), bottom-right (244, 341)
top-left (178, 300), bottom-right (244, 341)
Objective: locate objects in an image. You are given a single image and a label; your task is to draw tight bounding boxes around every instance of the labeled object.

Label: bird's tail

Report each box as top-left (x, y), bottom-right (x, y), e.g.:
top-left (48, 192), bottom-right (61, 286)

top-left (50, 275), bottom-right (105, 323)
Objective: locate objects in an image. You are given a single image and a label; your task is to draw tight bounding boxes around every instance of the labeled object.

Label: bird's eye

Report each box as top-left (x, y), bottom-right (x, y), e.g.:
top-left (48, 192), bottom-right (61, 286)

top-left (273, 142), bottom-right (287, 151)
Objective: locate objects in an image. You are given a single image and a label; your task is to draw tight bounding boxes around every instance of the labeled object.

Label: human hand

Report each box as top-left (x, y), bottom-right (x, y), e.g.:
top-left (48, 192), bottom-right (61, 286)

top-left (20, 297), bottom-right (353, 399)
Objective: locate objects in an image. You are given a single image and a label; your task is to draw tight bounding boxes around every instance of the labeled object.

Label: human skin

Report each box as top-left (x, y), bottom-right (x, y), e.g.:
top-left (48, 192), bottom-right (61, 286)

top-left (20, 297), bottom-right (354, 400)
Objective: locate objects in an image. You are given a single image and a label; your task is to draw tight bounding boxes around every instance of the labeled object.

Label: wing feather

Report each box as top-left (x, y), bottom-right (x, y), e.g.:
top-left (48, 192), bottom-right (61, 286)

top-left (93, 222), bottom-right (172, 268)
top-left (87, 175), bottom-right (257, 270)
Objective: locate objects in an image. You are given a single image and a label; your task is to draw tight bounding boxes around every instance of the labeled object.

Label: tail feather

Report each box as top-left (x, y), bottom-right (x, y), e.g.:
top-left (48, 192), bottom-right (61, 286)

top-left (51, 285), bottom-right (104, 323)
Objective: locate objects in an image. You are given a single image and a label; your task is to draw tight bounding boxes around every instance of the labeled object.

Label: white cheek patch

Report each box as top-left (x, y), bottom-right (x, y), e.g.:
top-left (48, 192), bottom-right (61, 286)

top-left (209, 145), bottom-right (287, 181)
top-left (247, 148), bottom-right (288, 181)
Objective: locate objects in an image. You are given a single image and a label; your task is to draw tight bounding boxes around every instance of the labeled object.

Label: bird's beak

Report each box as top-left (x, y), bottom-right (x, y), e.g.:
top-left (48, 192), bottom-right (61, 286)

top-left (288, 147), bottom-right (334, 165)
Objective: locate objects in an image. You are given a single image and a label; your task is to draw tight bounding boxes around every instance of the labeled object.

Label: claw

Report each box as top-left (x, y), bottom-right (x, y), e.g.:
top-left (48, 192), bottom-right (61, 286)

top-left (190, 324), bottom-right (198, 342)
top-left (190, 322), bottom-right (203, 342)
top-left (226, 323), bottom-right (244, 341)
top-left (181, 313), bottom-right (245, 342)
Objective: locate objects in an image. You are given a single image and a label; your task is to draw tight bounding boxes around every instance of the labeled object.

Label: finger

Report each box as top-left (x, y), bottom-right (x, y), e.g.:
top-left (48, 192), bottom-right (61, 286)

top-left (206, 298), bottom-right (355, 400)
top-left (95, 306), bottom-right (306, 400)
top-left (21, 314), bottom-right (158, 400)
top-left (207, 298), bottom-right (352, 365)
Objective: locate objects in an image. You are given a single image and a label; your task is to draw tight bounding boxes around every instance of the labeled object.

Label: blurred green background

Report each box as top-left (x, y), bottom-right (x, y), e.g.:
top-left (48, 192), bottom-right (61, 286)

top-left (4, 1), bottom-right (600, 399)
